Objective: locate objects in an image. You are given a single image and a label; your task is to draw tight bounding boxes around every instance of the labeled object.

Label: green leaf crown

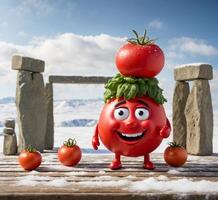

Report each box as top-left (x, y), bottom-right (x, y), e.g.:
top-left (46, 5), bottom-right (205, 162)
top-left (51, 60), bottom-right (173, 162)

top-left (104, 73), bottom-right (167, 104)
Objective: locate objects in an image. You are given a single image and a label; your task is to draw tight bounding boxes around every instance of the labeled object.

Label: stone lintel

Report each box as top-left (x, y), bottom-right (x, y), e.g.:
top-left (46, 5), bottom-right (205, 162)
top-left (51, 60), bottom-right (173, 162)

top-left (49, 76), bottom-right (112, 84)
top-left (174, 63), bottom-right (213, 81)
top-left (12, 55), bottom-right (45, 73)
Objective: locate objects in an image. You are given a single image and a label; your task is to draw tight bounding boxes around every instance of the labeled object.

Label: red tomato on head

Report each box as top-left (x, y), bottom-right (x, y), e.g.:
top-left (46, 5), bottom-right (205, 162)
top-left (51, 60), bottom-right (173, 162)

top-left (19, 146), bottom-right (42, 171)
top-left (116, 43), bottom-right (164, 78)
top-left (58, 138), bottom-right (82, 167)
top-left (115, 30), bottom-right (164, 78)
top-left (98, 96), bottom-right (167, 157)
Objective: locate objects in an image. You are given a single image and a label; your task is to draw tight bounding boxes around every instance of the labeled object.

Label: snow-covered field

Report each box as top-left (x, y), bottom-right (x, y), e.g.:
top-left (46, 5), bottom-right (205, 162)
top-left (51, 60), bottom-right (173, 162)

top-left (0, 97), bottom-right (217, 153)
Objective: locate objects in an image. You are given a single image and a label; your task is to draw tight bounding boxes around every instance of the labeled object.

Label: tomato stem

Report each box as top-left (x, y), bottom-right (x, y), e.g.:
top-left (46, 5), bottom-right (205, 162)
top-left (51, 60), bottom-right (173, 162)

top-left (128, 29), bottom-right (156, 46)
top-left (64, 138), bottom-right (77, 147)
top-left (142, 29), bottom-right (147, 44)
top-left (25, 145), bottom-right (36, 153)
top-left (168, 142), bottom-right (183, 148)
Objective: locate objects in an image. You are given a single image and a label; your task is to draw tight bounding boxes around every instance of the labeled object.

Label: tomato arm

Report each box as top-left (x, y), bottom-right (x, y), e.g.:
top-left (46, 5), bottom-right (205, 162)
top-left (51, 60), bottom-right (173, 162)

top-left (92, 124), bottom-right (100, 150)
top-left (160, 118), bottom-right (171, 138)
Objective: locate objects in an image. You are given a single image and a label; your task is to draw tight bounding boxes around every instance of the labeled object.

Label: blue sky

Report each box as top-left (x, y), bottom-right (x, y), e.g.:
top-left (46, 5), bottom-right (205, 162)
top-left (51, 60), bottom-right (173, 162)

top-left (1, 0), bottom-right (218, 42)
top-left (0, 0), bottom-right (217, 101)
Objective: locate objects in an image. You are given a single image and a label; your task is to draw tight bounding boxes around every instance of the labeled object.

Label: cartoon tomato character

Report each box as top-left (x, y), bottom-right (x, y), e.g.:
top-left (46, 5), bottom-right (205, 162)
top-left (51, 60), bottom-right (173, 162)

top-left (92, 96), bottom-right (171, 170)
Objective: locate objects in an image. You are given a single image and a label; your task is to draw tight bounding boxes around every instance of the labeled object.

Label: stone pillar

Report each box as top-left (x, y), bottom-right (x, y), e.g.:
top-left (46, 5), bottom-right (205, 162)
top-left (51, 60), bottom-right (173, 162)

top-left (12, 55), bottom-right (47, 153)
top-left (174, 63), bottom-right (213, 155)
top-left (185, 80), bottom-right (213, 155)
top-left (173, 81), bottom-right (189, 148)
top-left (45, 82), bottom-right (54, 150)
top-left (3, 119), bottom-right (17, 155)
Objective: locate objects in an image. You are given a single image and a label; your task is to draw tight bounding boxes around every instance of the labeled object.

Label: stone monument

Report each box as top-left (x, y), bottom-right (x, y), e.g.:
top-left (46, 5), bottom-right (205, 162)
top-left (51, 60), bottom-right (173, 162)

top-left (173, 63), bottom-right (213, 155)
top-left (12, 55), bottom-right (47, 153)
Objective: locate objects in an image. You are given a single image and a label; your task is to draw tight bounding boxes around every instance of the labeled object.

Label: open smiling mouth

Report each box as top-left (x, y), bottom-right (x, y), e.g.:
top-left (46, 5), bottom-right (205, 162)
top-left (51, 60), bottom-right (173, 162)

top-left (115, 130), bottom-right (146, 142)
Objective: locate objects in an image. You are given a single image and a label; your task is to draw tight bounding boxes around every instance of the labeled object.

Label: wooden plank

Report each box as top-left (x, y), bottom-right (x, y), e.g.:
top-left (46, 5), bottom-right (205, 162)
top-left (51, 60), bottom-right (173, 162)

top-left (2, 171), bottom-right (218, 178)
top-left (1, 174), bottom-right (218, 182)
top-left (0, 193), bottom-right (218, 200)
top-left (49, 76), bottom-right (112, 84)
top-left (1, 153), bottom-right (218, 200)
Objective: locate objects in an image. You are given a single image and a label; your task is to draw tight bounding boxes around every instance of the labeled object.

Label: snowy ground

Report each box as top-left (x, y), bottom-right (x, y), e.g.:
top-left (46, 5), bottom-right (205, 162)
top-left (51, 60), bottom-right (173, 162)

top-left (0, 97), bottom-right (217, 153)
top-left (13, 171), bottom-right (218, 193)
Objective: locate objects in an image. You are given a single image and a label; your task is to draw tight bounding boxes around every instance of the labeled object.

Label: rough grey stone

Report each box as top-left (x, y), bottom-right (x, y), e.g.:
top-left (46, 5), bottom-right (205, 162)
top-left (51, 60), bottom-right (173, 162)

top-left (3, 134), bottom-right (17, 155)
top-left (3, 128), bottom-right (15, 135)
top-left (185, 80), bottom-right (213, 155)
top-left (49, 75), bottom-right (111, 84)
top-left (4, 119), bottom-right (15, 129)
top-left (16, 70), bottom-right (47, 153)
top-left (174, 64), bottom-right (213, 81)
top-left (12, 55), bottom-right (45, 73)
top-left (173, 81), bottom-right (189, 148)
top-left (44, 82), bottom-right (54, 150)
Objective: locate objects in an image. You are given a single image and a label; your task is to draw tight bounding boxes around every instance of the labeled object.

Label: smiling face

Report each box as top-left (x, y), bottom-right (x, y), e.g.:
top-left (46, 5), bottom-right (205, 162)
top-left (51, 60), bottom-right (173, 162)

top-left (98, 96), bottom-right (167, 157)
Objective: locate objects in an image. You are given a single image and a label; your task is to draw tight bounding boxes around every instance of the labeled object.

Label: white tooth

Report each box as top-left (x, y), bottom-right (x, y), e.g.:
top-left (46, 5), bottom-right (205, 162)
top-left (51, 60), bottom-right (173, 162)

top-left (121, 132), bottom-right (142, 137)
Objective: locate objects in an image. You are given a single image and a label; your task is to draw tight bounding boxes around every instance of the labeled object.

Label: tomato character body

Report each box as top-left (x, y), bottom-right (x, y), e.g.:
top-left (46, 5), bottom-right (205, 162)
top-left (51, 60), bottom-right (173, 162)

top-left (164, 142), bottom-right (188, 167)
top-left (116, 43), bottom-right (164, 78)
top-left (92, 96), bottom-right (171, 170)
top-left (19, 148), bottom-right (42, 171)
top-left (58, 138), bottom-right (82, 167)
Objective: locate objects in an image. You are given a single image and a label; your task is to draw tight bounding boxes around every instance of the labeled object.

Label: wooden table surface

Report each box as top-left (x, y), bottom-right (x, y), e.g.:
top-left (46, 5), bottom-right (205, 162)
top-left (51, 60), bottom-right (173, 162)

top-left (0, 151), bottom-right (218, 200)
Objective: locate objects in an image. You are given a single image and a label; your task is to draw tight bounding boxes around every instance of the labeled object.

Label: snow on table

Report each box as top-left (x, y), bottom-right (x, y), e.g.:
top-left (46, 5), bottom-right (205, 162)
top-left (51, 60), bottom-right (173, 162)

top-left (0, 152), bottom-right (218, 200)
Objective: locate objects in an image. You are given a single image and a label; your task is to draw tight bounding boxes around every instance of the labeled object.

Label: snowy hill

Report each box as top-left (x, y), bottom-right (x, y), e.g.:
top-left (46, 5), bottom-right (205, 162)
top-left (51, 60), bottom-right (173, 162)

top-left (0, 97), bottom-right (103, 129)
top-left (0, 97), bottom-right (15, 104)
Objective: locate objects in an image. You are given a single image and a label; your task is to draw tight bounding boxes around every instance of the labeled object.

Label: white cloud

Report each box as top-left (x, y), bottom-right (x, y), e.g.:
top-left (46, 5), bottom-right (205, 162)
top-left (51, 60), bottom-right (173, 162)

top-left (148, 19), bottom-right (164, 29)
top-left (30, 33), bottom-right (125, 76)
top-left (169, 37), bottom-right (218, 57)
top-left (0, 33), bottom-right (125, 98)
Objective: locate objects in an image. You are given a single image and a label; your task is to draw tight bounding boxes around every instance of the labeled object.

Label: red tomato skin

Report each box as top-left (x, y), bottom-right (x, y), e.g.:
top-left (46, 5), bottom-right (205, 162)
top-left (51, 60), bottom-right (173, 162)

top-left (98, 96), bottom-right (167, 157)
top-left (19, 151), bottom-right (42, 171)
top-left (58, 145), bottom-right (82, 167)
top-left (115, 43), bottom-right (164, 78)
top-left (164, 147), bottom-right (188, 167)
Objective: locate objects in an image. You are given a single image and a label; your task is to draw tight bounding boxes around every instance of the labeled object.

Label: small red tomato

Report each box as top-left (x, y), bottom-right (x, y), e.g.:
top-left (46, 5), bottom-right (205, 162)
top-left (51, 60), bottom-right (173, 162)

top-left (19, 146), bottom-right (42, 171)
top-left (58, 138), bottom-right (82, 167)
top-left (115, 29), bottom-right (164, 78)
top-left (164, 142), bottom-right (188, 167)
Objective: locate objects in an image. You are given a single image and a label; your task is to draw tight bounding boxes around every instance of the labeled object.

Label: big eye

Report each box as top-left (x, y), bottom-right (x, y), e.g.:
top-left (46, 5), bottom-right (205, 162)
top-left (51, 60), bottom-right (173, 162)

top-left (114, 108), bottom-right (129, 120)
top-left (135, 108), bottom-right (149, 120)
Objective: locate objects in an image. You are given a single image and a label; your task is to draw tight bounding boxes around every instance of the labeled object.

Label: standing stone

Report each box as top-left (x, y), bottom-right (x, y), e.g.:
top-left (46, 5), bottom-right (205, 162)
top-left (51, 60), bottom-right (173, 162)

top-left (173, 81), bottom-right (189, 148)
top-left (45, 82), bottom-right (54, 150)
top-left (16, 70), bottom-right (47, 153)
top-left (3, 134), bottom-right (17, 155)
top-left (185, 80), bottom-right (213, 155)
top-left (3, 119), bottom-right (17, 155)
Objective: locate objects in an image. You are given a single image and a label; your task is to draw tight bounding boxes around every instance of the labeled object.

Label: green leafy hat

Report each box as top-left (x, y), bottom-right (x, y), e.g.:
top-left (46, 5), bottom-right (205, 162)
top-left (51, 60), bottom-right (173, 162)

top-left (104, 73), bottom-right (167, 104)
